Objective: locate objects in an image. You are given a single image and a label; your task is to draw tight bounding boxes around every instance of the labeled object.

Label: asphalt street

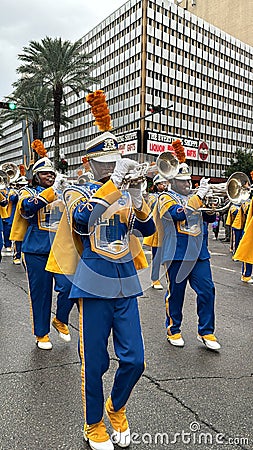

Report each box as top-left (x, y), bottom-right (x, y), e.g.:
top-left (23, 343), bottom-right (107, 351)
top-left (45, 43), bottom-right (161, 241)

top-left (0, 227), bottom-right (252, 450)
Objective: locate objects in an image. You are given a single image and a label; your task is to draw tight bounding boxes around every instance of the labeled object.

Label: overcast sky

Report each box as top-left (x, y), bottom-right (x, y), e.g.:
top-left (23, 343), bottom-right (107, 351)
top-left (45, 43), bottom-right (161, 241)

top-left (0, 0), bottom-right (125, 99)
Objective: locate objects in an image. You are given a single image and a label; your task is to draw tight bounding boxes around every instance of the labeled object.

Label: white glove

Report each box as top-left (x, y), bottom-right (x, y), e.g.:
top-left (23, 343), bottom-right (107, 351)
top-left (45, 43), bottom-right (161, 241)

top-left (110, 158), bottom-right (139, 188)
top-left (52, 173), bottom-right (68, 194)
top-left (197, 177), bottom-right (211, 199)
top-left (128, 187), bottom-right (143, 210)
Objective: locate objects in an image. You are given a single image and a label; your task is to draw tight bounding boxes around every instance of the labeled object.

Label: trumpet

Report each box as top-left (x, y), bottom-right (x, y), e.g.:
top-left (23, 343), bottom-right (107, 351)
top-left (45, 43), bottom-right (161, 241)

top-left (120, 162), bottom-right (150, 189)
top-left (201, 184), bottom-right (229, 211)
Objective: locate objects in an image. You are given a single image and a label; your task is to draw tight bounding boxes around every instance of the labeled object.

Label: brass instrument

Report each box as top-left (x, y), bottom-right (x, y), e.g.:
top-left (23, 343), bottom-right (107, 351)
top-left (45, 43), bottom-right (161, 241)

top-left (201, 183), bottom-right (228, 211)
top-left (120, 162), bottom-right (150, 189)
top-left (226, 172), bottom-right (251, 204)
top-left (0, 162), bottom-right (20, 183)
top-left (0, 170), bottom-right (10, 189)
top-left (155, 150), bottom-right (251, 211)
top-left (202, 172), bottom-right (251, 211)
top-left (156, 151), bottom-right (179, 180)
top-left (77, 171), bottom-right (94, 185)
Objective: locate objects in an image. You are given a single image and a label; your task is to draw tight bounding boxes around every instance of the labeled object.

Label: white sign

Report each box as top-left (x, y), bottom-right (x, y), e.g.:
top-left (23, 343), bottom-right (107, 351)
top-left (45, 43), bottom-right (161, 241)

top-left (184, 147), bottom-right (198, 160)
top-left (118, 140), bottom-right (138, 155)
top-left (147, 140), bottom-right (173, 155)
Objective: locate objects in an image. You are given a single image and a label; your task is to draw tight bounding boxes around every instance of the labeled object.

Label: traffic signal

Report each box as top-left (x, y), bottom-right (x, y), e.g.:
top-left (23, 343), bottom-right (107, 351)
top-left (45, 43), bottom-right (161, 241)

top-left (0, 101), bottom-right (17, 110)
top-left (147, 104), bottom-right (162, 113)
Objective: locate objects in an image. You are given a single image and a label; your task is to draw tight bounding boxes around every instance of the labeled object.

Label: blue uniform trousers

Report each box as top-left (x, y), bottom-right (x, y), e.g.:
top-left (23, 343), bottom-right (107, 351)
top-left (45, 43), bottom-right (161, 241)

top-left (24, 253), bottom-right (75, 337)
top-left (165, 259), bottom-right (215, 336)
top-left (0, 218), bottom-right (3, 251)
top-left (151, 246), bottom-right (162, 282)
top-left (79, 296), bottom-right (144, 425)
top-left (2, 219), bottom-right (12, 248)
top-left (231, 228), bottom-right (243, 254)
top-left (242, 262), bottom-right (252, 278)
top-left (13, 241), bottom-right (22, 259)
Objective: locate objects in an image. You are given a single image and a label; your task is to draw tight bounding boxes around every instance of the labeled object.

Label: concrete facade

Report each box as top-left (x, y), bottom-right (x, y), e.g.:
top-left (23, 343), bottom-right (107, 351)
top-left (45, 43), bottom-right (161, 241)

top-left (0, 0), bottom-right (252, 182)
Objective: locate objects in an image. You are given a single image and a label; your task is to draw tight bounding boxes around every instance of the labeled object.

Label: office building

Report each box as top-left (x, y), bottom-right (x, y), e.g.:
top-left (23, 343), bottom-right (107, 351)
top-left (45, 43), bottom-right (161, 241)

top-left (1, 0), bottom-right (252, 182)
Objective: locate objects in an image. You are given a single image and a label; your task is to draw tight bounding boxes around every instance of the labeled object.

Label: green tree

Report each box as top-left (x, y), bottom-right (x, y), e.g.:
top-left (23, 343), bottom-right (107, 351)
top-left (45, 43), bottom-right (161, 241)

top-left (0, 82), bottom-right (72, 163)
top-left (16, 37), bottom-right (97, 169)
top-left (225, 148), bottom-right (253, 179)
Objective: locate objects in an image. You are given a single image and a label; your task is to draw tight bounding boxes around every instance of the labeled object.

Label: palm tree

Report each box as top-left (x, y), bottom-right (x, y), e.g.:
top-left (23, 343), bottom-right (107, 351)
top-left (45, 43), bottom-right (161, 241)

top-left (1, 82), bottom-right (72, 163)
top-left (2, 83), bottom-right (52, 138)
top-left (16, 37), bottom-right (98, 169)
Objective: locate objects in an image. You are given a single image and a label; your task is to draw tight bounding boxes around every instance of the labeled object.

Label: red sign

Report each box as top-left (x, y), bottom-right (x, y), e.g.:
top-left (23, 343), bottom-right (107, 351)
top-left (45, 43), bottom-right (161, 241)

top-left (198, 142), bottom-right (209, 161)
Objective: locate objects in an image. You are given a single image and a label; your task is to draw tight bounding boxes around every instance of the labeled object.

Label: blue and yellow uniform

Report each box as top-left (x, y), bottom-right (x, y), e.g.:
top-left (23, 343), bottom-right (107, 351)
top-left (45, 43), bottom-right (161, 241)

top-left (233, 199), bottom-right (253, 281)
top-left (156, 188), bottom-right (216, 337)
top-left (226, 203), bottom-right (241, 253)
top-left (10, 184), bottom-right (75, 339)
top-left (0, 189), bottom-right (8, 258)
top-left (143, 192), bottom-right (162, 283)
top-left (48, 177), bottom-right (155, 425)
top-left (2, 187), bottom-right (18, 249)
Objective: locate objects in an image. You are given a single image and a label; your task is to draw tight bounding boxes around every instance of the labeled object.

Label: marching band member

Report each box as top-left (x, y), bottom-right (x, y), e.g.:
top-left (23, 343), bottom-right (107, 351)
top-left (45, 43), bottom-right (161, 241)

top-left (233, 197), bottom-right (253, 282)
top-left (226, 202), bottom-right (241, 254)
top-left (143, 173), bottom-right (168, 290)
top-left (154, 141), bottom-right (221, 351)
top-left (0, 186), bottom-right (9, 262)
top-left (46, 90), bottom-right (155, 450)
top-left (10, 145), bottom-right (76, 350)
top-left (12, 175), bottom-right (29, 265)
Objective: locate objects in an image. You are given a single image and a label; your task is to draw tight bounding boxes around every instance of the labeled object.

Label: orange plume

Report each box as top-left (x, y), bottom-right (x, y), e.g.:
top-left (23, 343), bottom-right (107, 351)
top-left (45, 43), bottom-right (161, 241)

top-left (250, 171), bottom-right (253, 181)
top-left (86, 90), bottom-right (112, 132)
top-left (171, 139), bottom-right (186, 163)
top-left (31, 139), bottom-right (48, 157)
top-left (19, 164), bottom-right (26, 176)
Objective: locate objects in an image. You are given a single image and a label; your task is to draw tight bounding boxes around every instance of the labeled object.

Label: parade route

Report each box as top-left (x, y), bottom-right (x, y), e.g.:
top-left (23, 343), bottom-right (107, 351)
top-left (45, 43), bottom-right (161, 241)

top-left (0, 235), bottom-right (252, 450)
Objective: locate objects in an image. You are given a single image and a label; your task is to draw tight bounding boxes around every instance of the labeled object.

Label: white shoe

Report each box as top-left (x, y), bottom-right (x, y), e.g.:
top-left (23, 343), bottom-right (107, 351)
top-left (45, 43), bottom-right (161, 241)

top-left (241, 277), bottom-right (253, 284)
top-left (151, 280), bottom-right (163, 290)
top-left (88, 439), bottom-right (114, 450)
top-left (84, 420), bottom-right (114, 450)
top-left (13, 258), bottom-right (21, 265)
top-left (111, 428), bottom-right (131, 448)
top-left (52, 317), bottom-right (71, 342)
top-left (37, 341), bottom-right (53, 350)
top-left (36, 335), bottom-right (53, 350)
top-left (58, 331), bottom-right (71, 342)
top-left (2, 248), bottom-right (12, 256)
top-left (167, 333), bottom-right (185, 347)
top-left (197, 334), bottom-right (221, 351)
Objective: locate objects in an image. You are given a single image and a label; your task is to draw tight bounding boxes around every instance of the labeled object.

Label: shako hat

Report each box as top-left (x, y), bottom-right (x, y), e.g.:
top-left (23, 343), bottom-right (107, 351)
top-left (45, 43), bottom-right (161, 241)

top-left (32, 157), bottom-right (56, 175)
top-left (174, 163), bottom-right (191, 180)
top-left (85, 131), bottom-right (121, 162)
top-left (84, 90), bottom-right (121, 163)
top-left (153, 174), bottom-right (167, 184)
